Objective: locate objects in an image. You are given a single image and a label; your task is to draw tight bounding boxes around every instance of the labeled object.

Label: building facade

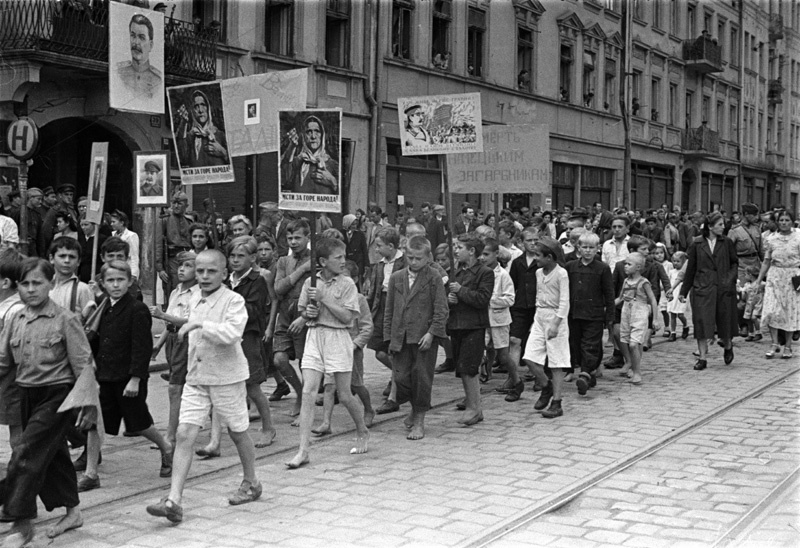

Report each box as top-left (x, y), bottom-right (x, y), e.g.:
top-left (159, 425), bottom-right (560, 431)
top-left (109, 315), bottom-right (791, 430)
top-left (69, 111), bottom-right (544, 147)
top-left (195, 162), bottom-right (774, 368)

top-left (1, 0), bottom-right (798, 228)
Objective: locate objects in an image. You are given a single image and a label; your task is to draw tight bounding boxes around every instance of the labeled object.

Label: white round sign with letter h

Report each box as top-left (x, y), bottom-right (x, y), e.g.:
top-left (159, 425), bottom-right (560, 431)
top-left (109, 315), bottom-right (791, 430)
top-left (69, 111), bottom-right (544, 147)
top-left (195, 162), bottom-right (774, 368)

top-left (6, 118), bottom-right (39, 161)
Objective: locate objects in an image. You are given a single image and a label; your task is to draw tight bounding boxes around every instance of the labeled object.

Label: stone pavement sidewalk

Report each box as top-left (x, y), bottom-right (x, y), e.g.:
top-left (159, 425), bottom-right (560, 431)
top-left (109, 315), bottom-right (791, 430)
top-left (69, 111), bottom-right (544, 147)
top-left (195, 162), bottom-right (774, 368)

top-left (4, 337), bottom-right (798, 548)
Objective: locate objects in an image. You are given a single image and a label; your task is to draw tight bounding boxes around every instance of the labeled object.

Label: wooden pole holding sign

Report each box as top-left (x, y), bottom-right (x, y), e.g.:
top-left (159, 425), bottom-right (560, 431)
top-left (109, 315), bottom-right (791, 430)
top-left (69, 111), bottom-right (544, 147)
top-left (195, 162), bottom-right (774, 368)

top-left (441, 158), bottom-right (456, 275)
top-left (85, 143), bottom-right (109, 279)
top-left (18, 162), bottom-right (29, 256)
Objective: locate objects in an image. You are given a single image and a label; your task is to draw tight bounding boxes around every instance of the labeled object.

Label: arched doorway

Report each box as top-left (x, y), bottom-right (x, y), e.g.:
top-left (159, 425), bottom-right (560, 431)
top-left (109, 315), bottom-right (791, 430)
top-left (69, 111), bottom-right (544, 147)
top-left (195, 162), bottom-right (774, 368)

top-left (681, 168), bottom-right (696, 213)
top-left (28, 118), bottom-right (135, 216)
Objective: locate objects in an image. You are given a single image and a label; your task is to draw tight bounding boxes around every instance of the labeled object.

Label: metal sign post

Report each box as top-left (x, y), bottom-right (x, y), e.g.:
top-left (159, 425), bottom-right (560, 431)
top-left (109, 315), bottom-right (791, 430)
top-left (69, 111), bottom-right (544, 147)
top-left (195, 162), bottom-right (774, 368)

top-left (6, 118), bottom-right (40, 255)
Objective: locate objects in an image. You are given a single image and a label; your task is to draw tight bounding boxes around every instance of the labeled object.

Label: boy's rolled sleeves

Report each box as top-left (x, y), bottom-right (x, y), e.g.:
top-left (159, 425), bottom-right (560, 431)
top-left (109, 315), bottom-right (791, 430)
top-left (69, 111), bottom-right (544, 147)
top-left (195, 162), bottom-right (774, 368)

top-left (186, 288), bottom-right (249, 386)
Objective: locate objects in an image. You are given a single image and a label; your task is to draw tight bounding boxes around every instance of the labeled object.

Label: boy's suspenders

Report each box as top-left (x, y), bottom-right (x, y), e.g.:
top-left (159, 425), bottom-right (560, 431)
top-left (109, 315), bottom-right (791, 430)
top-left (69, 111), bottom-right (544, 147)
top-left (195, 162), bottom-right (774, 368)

top-left (70, 279), bottom-right (79, 314)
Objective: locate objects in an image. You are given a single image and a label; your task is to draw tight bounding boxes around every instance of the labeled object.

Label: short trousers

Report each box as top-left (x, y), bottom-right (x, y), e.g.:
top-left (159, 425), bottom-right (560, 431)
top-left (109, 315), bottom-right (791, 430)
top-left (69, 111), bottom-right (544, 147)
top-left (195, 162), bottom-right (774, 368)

top-left (99, 379), bottom-right (154, 436)
top-left (179, 382), bottom-right (249, 433)
top-left (165, 332), bottom-right (188, 385)
top-left (486, 325), bottom-right (510, 349)
top-left (510, 307), bottom-right (536, 340)
top-left (273, 309), bottom-right (307, 361)
top-left (620, 301), bottom-right (650, 346)
top-left (323, 346), bottom-right (364, 387)
top-left (450, 329), bottom-right (485, 378)
top-left (522, 308), bottom-right (571, 369)
top-left (242, 331), bottom-right (268, 385)
top-left (744, 294), bottom-right (763, 320)
top-left (302, 326), bottom-right (354, 374)
top-left (367, 292), bottom-right (389, 353)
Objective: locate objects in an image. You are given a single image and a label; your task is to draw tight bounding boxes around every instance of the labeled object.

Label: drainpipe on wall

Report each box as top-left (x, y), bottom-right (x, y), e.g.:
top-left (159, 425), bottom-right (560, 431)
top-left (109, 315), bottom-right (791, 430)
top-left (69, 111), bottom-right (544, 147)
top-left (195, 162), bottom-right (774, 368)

top-left (619, 0), bottom-right (632, 208)
top-left (736, 0), bottom-right (744, 210)
top-left (362, 0), bottom-right (380, 206)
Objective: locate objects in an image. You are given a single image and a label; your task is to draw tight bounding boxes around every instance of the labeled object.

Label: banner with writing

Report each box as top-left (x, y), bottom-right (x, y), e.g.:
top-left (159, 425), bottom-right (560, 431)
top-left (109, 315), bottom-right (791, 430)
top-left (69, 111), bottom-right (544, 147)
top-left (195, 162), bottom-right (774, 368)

top-left (447, 124), bottom-right (550, 195)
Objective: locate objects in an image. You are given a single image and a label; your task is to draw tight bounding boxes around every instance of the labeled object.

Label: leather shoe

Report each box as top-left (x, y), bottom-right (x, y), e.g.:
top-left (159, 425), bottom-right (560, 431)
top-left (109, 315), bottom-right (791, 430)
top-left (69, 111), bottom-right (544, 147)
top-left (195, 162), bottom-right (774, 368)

top-left (533, 382), bottom-right (553, 410)
top-left (576, 373), bottom-right (590, 396)
top-left (434, 359), bottom-right (455, 374)
top-left (504, 381), bottom-right (524, 402)
top-left (603, 355), bottom-right (624, 369)
top-left (268, 382), bottom-right (291, 401)
top-left (146, 496), bottom-right (183, 523)
top-left (375, 400), bottom-right (399, 414)
top-left (77, 474), bottom-right (100, 492)
top-left (693, 359), bottom-right (707, 371)
top-left (724, 346), bottom-right (734, 365)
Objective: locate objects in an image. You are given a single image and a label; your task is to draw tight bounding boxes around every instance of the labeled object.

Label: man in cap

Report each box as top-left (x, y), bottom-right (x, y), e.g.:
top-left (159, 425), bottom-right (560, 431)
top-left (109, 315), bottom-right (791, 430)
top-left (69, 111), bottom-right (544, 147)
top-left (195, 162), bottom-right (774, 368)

top-left (156, 192), bottom-right (194, 307)
top-left (425, 204), bottom-right (447, 250)
top-left (40, 183), bottom-right (77, 251)
top-left (41, 186), bottom-right (57, 213)
top-left (115, 13), bottom-right (163, 100)
top-left (728, 203), bottom-right (763, 281)
top-left (10, 188), bottom-right (44, 256)
top-left (139, 160), bottom-right (164, 197)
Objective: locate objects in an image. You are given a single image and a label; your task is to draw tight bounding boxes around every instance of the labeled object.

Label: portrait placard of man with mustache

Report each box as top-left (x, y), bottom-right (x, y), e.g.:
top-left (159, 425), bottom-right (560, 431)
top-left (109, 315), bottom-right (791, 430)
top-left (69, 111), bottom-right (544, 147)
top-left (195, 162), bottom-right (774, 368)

top-left (109, 2), bottom-right (165, 114)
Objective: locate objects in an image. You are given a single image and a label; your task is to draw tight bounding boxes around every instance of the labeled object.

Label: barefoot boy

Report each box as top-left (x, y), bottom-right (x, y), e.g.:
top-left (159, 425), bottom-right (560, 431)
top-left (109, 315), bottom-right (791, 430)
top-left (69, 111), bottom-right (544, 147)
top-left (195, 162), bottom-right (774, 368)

top-left (616, 253), bottom-right (661, 384)
top-left (286, 238), bottom-right (368, 469)
top-left (384, 236), bottom-right (448, 440)
top-left (146, 250), bottom-right (261, 523)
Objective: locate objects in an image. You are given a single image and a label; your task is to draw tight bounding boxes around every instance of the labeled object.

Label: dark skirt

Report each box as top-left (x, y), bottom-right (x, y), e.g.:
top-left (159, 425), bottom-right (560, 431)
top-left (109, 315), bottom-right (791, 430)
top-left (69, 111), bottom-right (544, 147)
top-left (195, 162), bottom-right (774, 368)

top-left (690, 288), bottom-right (738, 340)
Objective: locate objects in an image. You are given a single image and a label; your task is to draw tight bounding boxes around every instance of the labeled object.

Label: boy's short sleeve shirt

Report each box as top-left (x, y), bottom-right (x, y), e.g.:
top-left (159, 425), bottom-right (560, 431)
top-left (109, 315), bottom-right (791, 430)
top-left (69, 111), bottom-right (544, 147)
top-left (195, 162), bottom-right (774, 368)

top-left (299, 274), bottom-right (360, 329)
top-left (166, 284), bottom-right (199, 320)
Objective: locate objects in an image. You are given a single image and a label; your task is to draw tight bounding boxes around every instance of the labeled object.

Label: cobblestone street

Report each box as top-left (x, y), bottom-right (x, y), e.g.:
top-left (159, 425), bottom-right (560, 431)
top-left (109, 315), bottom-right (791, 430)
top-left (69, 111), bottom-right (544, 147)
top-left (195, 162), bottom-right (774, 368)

top-left (2, 337), bottom-right (797, 548)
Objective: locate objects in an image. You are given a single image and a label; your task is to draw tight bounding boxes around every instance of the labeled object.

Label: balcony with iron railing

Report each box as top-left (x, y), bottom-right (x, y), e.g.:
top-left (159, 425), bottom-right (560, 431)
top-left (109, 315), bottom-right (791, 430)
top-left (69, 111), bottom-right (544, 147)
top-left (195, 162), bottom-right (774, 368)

top-left (0, 0), bottom-right (217, 82)
top-left (768, 78), bottom-right (784, 104)
top-left (682, 32), bottom-right (722, 73)
top-left (682, 123), bottom-right (720, 157)
top-left (769, 13), bottom-right (784, 42)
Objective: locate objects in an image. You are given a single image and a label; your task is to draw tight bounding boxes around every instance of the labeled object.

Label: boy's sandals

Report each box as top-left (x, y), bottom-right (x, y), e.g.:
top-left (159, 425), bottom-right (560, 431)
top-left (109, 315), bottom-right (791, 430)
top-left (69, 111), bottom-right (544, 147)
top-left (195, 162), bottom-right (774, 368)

top-left (228, 480), bottom-right (262, 506)
top-left (146, 496), bottom-right (183, 523)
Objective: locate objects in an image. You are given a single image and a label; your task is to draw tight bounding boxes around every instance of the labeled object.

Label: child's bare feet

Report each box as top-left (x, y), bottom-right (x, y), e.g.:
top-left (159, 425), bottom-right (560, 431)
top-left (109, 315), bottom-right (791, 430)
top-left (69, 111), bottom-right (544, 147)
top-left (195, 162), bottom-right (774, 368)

top-left (311, 424), bottom-right (331, 437)
top-left (625, 370), bottom-right (634, 379)
top-left (350, 431), bottom-right (369, 454)
top-left (46, 508), bottom-right (83, 538)
top-left (628, 374), bottom-right (642, 384)
top-left (618, 366), bottom-right (630, 377)
top-left (407, 424), bottom-right (424, 440)
top-left (290, 417), bottom-right (300, 427)
top-left (254, 428), bottom-right (276, 448)
top-left (403, 412), bottom-right (415, 429)
top-left (364, 409), bottom-right (375, 428)
top-left (285, 451), bottom-right (310, 469)
top-left (288, 404), bottom-right (301, 418)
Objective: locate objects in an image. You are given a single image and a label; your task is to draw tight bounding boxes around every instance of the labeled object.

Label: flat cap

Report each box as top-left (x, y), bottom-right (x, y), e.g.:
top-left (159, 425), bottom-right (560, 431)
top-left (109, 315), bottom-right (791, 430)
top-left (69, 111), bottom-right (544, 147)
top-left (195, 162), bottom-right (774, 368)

top-left (172, 192), bottom-right (189, 202)
top-left (259, 201), bottom-right (279, 212)
top-left (42, 186), bottom-right (55, 196)
top-left (27, 188), bottom-right (44, 197)
top-left (57, 183), bottom-right (76, 194)
top-left (144, 160), bottom-right (161, 172)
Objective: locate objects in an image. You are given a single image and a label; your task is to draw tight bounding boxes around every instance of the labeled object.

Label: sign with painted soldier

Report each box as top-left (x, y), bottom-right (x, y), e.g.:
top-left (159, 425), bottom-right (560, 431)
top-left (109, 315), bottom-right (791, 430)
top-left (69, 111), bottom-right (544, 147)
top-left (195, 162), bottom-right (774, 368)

top-left (86, 142), bottom-right (109, 225)
top-left (167, 81), bottom-right (234, 184)
top-left (397, 93), bottom-right (483, 156)
top-left (447, 125), bottom-right (550, 200)
top-left (220, 69), bottom-right (308, 157)
top-left (278, 109), bottom-right (342, 213)
top-left (109, 2), bottom-right (165, 114)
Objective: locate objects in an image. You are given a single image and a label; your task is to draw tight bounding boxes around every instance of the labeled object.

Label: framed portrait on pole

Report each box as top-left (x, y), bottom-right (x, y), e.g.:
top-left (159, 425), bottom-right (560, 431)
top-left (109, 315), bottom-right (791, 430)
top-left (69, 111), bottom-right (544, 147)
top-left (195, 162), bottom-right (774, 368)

top-left (134, 151), bottom-right (170, 207)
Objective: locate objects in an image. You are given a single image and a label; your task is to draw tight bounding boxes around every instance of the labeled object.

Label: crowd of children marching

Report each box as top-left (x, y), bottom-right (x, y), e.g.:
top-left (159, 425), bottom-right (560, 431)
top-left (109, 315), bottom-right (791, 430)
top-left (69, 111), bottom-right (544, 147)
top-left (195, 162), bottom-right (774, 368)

top-left (0, 202), bottom-right (795, 544)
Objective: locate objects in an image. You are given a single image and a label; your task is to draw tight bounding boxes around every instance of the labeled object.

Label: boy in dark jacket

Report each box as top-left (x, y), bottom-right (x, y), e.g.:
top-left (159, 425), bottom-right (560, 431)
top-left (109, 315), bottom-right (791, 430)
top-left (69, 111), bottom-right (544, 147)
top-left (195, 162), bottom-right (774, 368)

top-left (447, 234), bottom-right (494, 426)
top-left (79, 261), bottom-right (172, 493)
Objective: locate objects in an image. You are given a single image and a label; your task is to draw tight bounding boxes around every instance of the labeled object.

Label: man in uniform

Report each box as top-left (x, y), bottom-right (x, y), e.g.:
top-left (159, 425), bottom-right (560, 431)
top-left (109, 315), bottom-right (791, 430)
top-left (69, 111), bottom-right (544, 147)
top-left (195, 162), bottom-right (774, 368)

top-left (156, 192), bottom-right (193, 307)
top-left (41, 186), bottom-right (57, 214)
top-left (6, 191), bottom-right (22, 220)
top-left (116, 13), bottom-right (162, 100)
top-left (728, 203), bottom-right (763, 281)
top-left (139, 160), bottom-right (164, 197)
top-left (11, 188), bottom-right (44, 257)
top-left (40, 183), bottom-right (77, 252)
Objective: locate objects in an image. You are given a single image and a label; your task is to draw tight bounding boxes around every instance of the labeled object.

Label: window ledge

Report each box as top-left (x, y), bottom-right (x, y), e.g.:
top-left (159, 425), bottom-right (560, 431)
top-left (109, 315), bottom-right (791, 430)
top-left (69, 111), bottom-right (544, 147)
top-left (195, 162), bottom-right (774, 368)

top-left (632, 17), bottom-right (648, 27)
top-left (251, 51), bottom-right (310, 67)
top-left (604, 10), bottom-right (621, 23)
top-left (584, 0), bottom-right (603, 15)
top-left (316, 64), bottom-right (367, 80)
top-left (668, 34), bottom-right (682, 44)
top-left (652, 27), bottom-right (666, 36)
top-left (216, 43), bottom-right (249, 57)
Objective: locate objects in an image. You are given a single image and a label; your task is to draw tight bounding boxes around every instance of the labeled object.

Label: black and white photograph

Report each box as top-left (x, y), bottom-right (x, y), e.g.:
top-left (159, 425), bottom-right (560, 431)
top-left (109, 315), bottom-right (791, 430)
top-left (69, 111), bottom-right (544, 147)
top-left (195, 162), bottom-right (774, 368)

top-left (108, 2), bottom-right (164, 114)
top-left (134, 151), bottom-right (169, 206)
top-left (167, 81), bottom-right (234, 184)
top-left (85, 142), bottom-right (108, 224)
top-left (278, 109), bottom-right (341, 213)
top-left (244, 99), bottom-right (260, 126)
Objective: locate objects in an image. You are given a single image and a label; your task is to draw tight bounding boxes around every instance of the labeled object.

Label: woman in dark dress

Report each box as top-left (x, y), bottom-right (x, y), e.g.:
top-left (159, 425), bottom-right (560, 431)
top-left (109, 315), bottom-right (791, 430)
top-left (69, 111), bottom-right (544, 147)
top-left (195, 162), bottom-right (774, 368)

top-left (678, 211), bottom-right (738, 370)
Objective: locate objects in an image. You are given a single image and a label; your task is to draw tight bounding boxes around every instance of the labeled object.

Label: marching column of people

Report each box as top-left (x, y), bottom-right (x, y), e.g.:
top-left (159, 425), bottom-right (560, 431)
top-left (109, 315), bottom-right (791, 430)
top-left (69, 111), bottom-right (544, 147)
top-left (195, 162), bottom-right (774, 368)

top-left (0, 192), bottom-right (797, 538)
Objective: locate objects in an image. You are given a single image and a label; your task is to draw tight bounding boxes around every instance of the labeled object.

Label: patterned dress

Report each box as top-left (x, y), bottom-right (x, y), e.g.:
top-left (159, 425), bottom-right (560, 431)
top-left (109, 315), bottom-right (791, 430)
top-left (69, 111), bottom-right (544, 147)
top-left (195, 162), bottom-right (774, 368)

top-left (762, 229), bottom-right (800, 331)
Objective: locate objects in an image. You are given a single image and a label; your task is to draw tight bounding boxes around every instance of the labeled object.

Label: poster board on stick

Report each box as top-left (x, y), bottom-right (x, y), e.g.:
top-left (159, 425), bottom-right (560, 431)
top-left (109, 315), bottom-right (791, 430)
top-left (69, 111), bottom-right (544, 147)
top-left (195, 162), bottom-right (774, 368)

top-left (134, 151), bottom-right (170, 207)
top-left (397, 93), bottom-right (483, 156)
top-left (86, 143), bottom-right (109, 225)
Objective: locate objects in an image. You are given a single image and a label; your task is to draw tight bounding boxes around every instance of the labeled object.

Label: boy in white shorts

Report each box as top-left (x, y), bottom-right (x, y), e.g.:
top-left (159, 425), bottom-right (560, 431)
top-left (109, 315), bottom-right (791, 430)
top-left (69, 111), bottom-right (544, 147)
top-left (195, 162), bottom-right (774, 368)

top-left (146, 250), bottom-right (261, 524)
top-left (522, 239), bottom-right (571, 419)
top-left (286, 238), bottom-right (369, 469)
